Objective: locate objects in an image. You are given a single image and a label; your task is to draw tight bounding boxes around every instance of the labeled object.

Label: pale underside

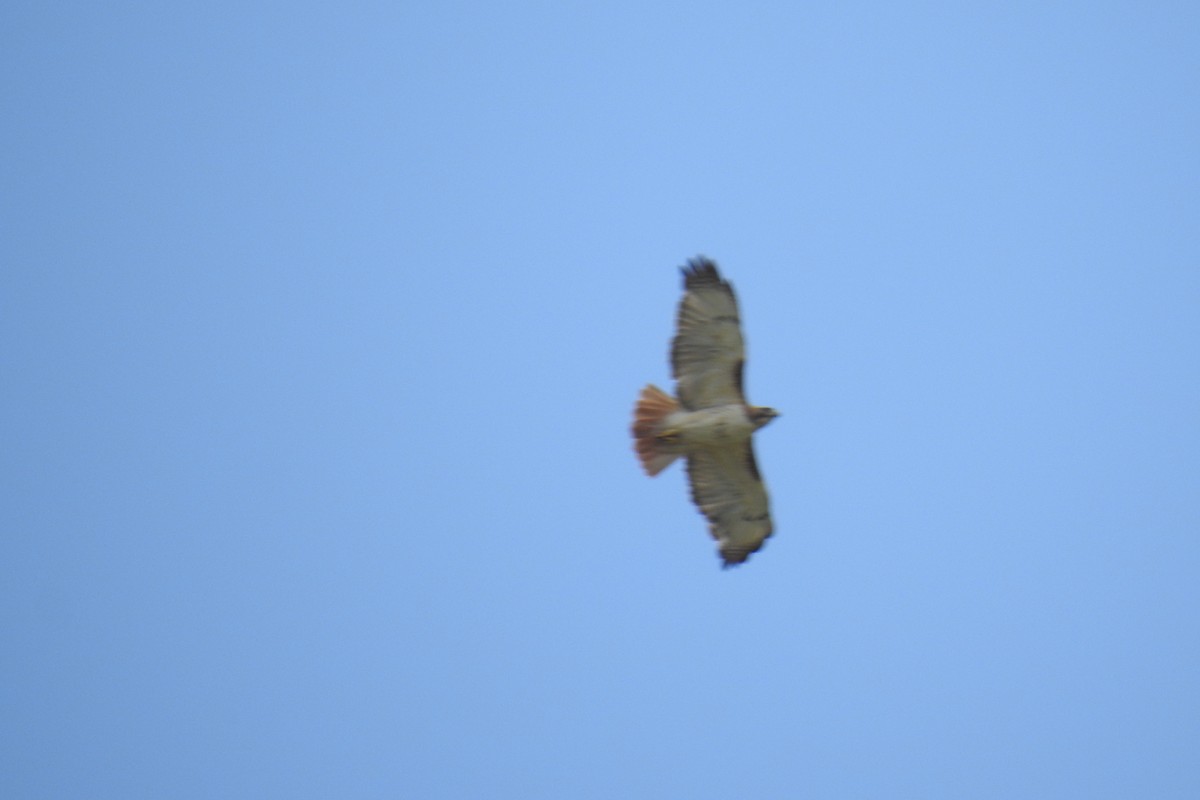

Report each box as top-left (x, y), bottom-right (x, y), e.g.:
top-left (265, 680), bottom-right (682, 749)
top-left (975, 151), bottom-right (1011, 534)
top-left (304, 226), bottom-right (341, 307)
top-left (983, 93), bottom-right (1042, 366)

top-left (669, 260), bottom-right (774, 567)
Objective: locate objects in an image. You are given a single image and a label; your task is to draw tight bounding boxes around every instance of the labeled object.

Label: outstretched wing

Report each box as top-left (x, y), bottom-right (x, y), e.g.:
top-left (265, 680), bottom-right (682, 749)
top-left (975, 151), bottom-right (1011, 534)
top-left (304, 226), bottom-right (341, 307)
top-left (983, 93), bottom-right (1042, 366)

top-left (671, 258), bottom-right (747, 410)
top-left (686, 444), bottom-right (773, 567)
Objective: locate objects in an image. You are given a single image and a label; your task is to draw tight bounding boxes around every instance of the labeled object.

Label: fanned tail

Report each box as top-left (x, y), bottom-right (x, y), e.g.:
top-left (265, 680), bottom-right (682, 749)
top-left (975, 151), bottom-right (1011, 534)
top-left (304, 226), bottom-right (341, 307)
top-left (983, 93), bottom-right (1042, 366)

top-left (631, 384), bottom-right (682, 476)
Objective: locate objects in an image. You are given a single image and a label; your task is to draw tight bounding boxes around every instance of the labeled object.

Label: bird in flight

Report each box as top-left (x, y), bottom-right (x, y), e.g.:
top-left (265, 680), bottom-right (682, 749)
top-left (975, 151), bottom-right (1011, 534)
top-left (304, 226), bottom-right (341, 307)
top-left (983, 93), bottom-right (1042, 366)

top-left (632, 257), bottom-right (779, 567)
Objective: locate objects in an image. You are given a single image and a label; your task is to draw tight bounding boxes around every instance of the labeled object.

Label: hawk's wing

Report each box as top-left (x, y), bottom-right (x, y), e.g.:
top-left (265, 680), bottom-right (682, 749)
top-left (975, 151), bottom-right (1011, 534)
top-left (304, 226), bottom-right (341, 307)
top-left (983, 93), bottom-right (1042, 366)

top-left (686, 444), bottom-right (773, 567)
top-left (671, 258), bottom-right (747, 410)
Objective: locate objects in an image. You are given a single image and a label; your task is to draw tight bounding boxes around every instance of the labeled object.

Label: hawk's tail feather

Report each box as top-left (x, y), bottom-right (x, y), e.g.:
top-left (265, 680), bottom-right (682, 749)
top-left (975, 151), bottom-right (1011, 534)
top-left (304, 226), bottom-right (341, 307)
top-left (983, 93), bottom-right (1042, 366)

top-left (632, 384), bottom-right (682, 476)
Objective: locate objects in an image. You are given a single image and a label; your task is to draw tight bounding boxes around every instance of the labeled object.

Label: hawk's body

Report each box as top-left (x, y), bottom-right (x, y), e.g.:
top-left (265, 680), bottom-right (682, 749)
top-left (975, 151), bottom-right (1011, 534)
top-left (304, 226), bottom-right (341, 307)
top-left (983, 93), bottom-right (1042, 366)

top-left (632, 258), bottom-right (779, 567)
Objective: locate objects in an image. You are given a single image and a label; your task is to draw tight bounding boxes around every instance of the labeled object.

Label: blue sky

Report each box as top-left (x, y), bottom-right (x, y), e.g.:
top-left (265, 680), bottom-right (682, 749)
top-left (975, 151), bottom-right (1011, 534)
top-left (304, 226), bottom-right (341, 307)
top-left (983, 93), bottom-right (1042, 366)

top-left (4, 2), bottom-right (1199, 797)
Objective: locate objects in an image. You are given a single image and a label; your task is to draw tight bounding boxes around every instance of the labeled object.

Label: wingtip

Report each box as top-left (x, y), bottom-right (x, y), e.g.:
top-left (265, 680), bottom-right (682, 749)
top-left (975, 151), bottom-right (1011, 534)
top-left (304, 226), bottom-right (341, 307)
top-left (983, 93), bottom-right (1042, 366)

top-left (680, 256), bottom-right (723, 288)
top-left (719, 553), bottom-right (750, 569)
top-left (717, 539), bottom-right (765, 568)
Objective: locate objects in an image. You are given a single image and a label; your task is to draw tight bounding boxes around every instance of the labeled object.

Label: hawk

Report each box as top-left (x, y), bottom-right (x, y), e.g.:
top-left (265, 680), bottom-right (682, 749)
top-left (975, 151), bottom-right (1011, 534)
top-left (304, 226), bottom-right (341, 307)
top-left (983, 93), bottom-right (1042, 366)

top-left (632, 257), bottom-right (779, 567)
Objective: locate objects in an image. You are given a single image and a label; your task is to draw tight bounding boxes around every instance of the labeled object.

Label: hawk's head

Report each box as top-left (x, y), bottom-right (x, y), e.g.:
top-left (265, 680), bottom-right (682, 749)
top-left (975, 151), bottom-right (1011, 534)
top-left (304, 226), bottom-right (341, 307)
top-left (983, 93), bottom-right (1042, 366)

top-left (749, 406), bottom-right (780, 430)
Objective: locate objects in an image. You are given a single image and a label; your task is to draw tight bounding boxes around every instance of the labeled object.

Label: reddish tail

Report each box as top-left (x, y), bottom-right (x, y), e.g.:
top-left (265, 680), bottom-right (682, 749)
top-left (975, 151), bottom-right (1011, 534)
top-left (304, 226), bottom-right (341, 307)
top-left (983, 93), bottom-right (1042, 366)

top-left (632, 384), bottom-right (682, 476)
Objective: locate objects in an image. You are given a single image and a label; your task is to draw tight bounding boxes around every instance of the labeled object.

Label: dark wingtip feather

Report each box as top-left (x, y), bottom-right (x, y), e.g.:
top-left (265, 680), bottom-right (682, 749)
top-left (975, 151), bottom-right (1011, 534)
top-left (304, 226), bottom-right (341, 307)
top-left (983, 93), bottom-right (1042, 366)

top-left (718, 537), bottom-right (769, 568)
top-left (719, 551), bottom-right (750, 568)
top-left (680, 256), bottom-right (725, 289)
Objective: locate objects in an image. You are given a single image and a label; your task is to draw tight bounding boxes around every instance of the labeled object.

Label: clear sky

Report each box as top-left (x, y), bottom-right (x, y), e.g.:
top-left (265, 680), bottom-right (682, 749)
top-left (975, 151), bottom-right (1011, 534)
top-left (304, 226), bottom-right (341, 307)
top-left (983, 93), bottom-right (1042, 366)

top-left (4, 2), bottom-right (1199, 798)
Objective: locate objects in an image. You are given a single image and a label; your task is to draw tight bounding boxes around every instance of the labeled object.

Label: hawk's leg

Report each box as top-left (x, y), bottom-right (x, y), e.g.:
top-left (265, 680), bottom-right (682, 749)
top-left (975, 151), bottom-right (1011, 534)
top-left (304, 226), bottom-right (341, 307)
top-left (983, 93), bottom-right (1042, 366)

top-left (655, 429), bottom-right (682, 445)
